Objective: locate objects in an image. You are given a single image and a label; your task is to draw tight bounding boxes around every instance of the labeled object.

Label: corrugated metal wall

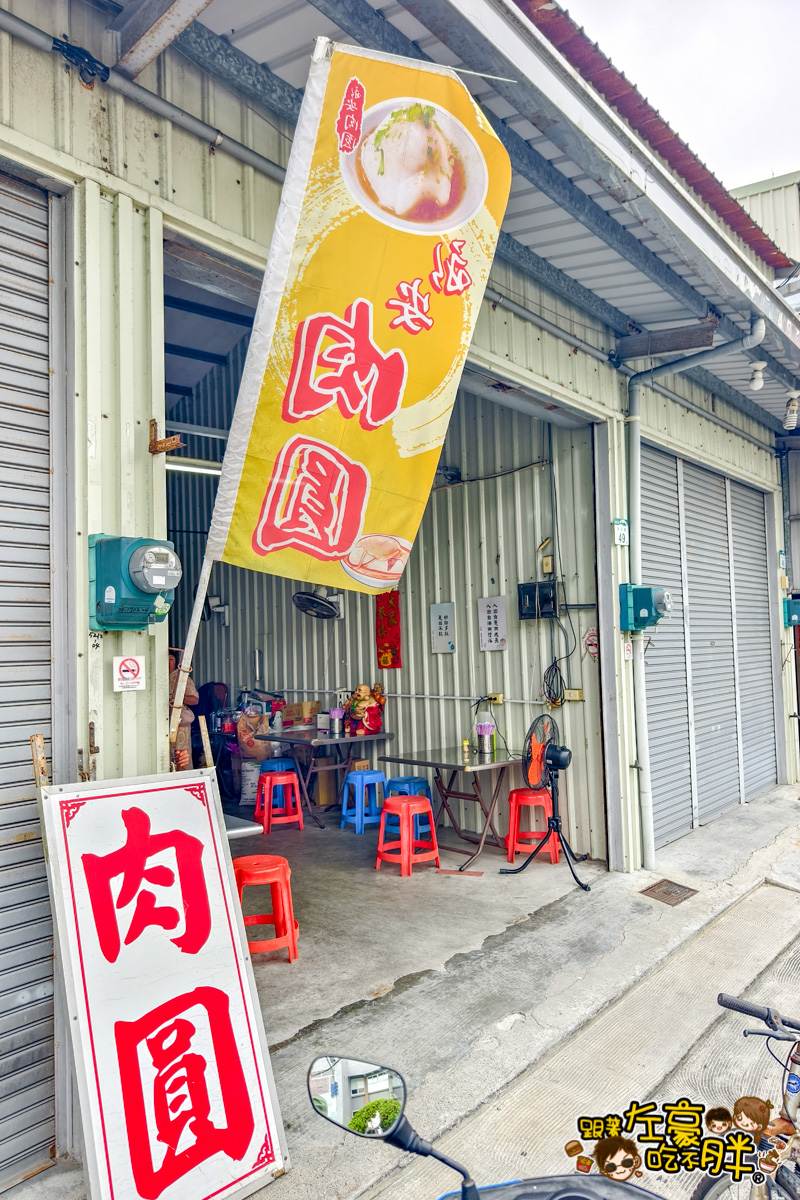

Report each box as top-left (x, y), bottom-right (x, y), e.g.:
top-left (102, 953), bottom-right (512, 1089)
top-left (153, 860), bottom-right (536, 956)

top-left (73, 181), bottom-right (171, 780)
top-left (168, 349), bottom-right (607, 859)
top-left (734, 181), bottom-right (800, 261)
top-left (0, 0), bottom-right (286, 253)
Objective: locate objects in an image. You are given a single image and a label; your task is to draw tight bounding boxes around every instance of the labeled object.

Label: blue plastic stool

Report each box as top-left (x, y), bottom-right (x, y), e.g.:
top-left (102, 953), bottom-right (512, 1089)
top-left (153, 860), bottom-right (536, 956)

top-left (341, 770), bottom-right (385, 835)
top-left (385, 777), bottom-right (432, 837)
top-left (259, 757), bottom-right (298, 810)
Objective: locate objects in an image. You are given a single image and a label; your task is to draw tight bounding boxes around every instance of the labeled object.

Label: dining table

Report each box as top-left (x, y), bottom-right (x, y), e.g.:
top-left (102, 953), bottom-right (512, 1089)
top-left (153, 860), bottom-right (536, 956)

top-left (379, 744), bottom-right (522, 870)
top-left (256, 728), bottom-right (396, 828)
top-left (223, 812), bottom-right (263, 840)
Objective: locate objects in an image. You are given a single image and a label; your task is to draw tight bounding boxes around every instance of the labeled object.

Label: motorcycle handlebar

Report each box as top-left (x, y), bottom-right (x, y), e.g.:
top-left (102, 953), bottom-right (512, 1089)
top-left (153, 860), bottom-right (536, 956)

top-left (438, 1178), bottom-right (664, 1199)
top-left (717, 993), bottom-right (800, 1031)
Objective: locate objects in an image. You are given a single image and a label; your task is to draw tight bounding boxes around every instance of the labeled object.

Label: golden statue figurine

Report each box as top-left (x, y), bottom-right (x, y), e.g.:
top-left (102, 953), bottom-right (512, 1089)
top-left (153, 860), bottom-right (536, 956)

top-left (344, 683), bottom-right (383, 735)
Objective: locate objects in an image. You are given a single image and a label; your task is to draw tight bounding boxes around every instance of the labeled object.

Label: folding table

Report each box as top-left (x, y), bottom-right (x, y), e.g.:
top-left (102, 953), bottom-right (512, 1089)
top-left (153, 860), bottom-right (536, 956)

top-left (256, 728), bottom-right (395, 828)
top-left (379, 745), bottom-right (521, 871)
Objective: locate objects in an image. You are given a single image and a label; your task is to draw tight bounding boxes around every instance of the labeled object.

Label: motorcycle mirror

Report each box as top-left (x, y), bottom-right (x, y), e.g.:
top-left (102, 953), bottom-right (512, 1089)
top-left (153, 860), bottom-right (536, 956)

top-left (307, 1056), bottom-right (407, 1138)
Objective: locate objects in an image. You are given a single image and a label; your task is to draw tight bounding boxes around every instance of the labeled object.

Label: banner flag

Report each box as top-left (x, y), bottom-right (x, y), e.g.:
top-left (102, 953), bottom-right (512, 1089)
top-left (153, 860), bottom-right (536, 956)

top-left (206, 38), bottom-right (511, 594)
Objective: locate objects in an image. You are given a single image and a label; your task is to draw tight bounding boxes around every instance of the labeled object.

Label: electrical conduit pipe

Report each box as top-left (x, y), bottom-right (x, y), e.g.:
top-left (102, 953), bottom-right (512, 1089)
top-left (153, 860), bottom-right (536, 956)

top-left (0, 7), bottom-right (287, 184)
top-left (627, 316), bottom-right (765, 869)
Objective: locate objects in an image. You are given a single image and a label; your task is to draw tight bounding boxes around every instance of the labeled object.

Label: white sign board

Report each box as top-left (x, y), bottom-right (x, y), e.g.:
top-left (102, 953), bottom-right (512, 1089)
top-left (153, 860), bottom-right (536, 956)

top-left (113, 655), bottom-right (146, 691)
top-left (477, 596), bottom-right (507, 651)
top-left (38, 769), bottom-right (287, 1200)
top-left (430, 602), bottom-right (456, 653)
top-left (613, 518), bottom-right (629, 546)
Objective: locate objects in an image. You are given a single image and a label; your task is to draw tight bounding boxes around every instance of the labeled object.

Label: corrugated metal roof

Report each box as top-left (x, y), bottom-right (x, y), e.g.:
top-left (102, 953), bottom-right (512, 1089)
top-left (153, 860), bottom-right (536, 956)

top-left (189, 0), bottom-right (800, 422)
top-left (512, 0), bottom-right (793, 271)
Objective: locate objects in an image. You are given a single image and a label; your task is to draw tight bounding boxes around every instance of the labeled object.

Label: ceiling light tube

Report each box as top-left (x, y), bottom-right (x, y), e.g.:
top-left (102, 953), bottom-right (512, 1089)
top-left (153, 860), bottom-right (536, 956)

top-left (165, 457), bottom-right (222, 476)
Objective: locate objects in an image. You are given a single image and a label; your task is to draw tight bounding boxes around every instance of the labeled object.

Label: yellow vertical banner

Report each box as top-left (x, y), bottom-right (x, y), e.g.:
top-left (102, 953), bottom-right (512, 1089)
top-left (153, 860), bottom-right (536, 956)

top-left (206, 38), bottom-right (511, 594)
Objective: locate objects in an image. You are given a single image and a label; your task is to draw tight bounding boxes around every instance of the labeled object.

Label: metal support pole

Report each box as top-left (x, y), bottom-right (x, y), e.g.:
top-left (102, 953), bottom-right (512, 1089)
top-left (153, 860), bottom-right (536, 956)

top-left (627, 380), bottom-right (656, 871)
top-left (169, 555), bottom-right (213, 742)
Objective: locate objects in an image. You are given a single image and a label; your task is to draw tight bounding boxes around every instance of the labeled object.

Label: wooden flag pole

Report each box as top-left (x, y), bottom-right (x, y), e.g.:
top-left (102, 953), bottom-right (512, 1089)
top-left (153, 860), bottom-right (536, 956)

top-left (169, 555), bottom-right (213, 742)
top-left (198, 714), bottom-right (214, 768)
top-left (30, 734), bottom-right (49, 789)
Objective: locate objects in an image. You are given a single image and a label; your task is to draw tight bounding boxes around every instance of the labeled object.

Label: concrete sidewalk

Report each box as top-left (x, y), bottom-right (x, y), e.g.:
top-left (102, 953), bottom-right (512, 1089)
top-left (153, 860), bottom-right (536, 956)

top-left (268, 785), bottom-right (800, 1199)
top-left (13, 785), bottom-right (800, 1200)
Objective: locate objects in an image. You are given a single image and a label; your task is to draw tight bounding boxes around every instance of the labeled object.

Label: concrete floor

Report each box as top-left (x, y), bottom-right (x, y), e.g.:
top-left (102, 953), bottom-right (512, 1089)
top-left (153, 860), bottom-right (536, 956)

top-left (360, 882), bottom-right (800, 1200)
top-left (12, 785), bottom-right (800, 1200)
top-left (230, 807), bottom-right (605, 1048)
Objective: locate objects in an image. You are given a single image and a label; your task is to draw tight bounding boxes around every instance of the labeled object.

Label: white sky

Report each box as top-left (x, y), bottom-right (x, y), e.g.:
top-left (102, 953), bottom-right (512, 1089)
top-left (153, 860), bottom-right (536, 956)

top-left (556, 0), bottom-right (800, 190)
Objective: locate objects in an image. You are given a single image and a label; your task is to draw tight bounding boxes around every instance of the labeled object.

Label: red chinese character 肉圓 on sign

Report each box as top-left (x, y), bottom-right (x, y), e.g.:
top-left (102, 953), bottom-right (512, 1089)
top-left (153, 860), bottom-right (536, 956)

top-left (252, 434), bottom-right (370, 560)
top-left (336, 77), bottom-right (365, 154)
top-left (283, 299), bottom-right (407, 431)
top-left (82, 807), bottom-right (211, 963)
top-left (116, 987), bottom-right (256, 1199)
top-left (429, 240), bottom-right (472, 296)
top-left (386, 278), bottom-right (434, 334)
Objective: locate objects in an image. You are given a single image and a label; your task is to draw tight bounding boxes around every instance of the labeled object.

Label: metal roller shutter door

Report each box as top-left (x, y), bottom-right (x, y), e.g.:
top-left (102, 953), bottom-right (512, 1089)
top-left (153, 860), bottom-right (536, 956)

top-left (641, 445), bottom-right (693, 846)
top-left (730, 482), bottom-right (777, 798)
top-left (681, 461), bottom-right (740, 823)
top-left (0, 174), bottom-right (54, 1189)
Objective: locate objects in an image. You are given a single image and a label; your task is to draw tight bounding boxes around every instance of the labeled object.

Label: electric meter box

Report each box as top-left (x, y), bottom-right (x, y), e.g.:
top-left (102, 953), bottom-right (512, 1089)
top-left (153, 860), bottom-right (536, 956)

top-left (619, 583), bottom-right (673, 632)
top-left (783, 598), bottom-right (800, 627)
top-left (89, 535), bottom-right (183, 631)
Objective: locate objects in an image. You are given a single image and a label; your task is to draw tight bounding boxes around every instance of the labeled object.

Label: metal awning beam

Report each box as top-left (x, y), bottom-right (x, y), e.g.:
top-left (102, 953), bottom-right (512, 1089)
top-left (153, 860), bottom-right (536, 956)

top-left (165, 341), bottom-right (227, 365)
top-left (395, 0), bottom-right (800, 364)
top-left (309, 0), bottom-right (800, 399)
top-left (164, 295), bottom-right (253, 326)
top-left (112, 0), bottom-right (213, 77)
top-left (175, 19), bottom-right (302, 125)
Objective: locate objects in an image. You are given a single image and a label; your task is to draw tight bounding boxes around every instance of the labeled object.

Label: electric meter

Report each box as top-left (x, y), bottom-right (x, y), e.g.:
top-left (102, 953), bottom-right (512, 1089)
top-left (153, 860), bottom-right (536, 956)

top-left (128, 544), bottom-right (183, 594)
top-left (88, 535), bottom-right (183, 631)
top-left (619, 584), bottom-right (672, 632)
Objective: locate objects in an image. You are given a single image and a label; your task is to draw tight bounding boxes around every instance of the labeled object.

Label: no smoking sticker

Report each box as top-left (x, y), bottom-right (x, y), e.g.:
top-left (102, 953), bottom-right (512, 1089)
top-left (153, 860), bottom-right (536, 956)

top-left (112, 655), bottom-right (147, 692)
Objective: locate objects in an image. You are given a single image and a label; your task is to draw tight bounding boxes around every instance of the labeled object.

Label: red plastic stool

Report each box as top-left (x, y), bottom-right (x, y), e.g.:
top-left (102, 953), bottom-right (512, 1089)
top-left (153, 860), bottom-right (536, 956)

top-left (256, 772), bottom-right (303, 834)
top-left (376, 795), bottom-right (440, 877)
top-left (232, 854), bottom-right (299, 961)
top-left (505, 787), bottom-right (559, 864)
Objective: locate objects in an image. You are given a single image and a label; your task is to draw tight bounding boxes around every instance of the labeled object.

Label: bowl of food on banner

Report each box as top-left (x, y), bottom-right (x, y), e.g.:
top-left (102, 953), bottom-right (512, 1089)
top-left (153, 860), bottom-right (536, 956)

top-left (341, 534), bottom-right (412, 588)
top-left (340, 97), bottom-right (488, 235)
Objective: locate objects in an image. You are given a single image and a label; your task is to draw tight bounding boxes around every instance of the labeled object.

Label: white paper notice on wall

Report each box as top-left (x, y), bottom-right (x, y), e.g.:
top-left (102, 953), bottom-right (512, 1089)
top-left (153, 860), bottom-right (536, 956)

top-left (37, 769), bottom-right (288, 1200)
top-left (477, 596), bottom-right (507, 651)
top-left (430, 602), bottom-right (456, 653)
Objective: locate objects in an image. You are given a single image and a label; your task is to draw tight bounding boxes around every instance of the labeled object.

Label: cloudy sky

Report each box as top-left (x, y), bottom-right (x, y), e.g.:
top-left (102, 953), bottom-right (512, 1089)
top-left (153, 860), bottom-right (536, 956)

top-left (556, 0), bottom-right (800, 190)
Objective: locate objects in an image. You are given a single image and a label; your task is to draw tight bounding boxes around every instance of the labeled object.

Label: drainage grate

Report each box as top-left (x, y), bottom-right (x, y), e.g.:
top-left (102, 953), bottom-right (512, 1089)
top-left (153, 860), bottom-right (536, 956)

top-left (640, 878), bottom-right (698, 906)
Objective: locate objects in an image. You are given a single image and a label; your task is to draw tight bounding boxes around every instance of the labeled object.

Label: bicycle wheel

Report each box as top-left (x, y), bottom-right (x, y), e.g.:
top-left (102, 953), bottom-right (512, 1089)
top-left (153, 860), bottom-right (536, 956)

top-left (690, 1175), bottom-right (784, 1200)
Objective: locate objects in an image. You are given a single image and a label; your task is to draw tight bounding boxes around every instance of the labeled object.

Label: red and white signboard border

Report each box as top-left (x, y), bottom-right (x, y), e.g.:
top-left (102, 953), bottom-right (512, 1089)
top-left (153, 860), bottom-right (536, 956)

top-left (38, 769), bottom-right (289, 1200)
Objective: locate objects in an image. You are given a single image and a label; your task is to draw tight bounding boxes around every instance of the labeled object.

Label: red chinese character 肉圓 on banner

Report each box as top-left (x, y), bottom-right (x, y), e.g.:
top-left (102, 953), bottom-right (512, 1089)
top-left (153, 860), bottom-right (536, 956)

top-left (283, 299), bottom-right (407, 431)
top-left (252, 435), bottom-right (370, 560)
top-left (429, 240), bottom-right (472, 296)
top-left (82, 807), bottom-right (211, 962)
top-left (116, 987), bottom-right (256, 1199)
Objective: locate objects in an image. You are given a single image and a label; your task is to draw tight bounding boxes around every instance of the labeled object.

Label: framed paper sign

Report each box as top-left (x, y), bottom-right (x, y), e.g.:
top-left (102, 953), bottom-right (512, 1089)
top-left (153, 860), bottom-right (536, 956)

top-left (37, 769), bottom-right (287, 1200)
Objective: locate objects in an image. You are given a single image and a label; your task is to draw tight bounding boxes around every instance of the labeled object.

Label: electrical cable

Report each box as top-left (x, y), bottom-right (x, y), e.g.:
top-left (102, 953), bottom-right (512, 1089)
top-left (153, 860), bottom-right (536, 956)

top-left (542, 658), bottom-right (566, 707)
top-left (489, 701), bottom-right (511, 755)
top-left (431, 458), bottom-right (549, 490)
top-left (550, 430), bottom-right (579, 677)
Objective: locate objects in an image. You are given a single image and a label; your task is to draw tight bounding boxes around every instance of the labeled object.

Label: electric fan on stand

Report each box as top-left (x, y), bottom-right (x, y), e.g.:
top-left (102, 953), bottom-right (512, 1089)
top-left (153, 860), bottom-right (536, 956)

top-left (501, 713), bottom-right (590, 891)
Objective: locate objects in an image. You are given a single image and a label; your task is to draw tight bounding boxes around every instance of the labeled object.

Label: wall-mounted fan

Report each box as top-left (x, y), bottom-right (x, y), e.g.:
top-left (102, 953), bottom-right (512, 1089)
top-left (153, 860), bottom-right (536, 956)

top-left (292, 585), bottom-right (339, 619)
